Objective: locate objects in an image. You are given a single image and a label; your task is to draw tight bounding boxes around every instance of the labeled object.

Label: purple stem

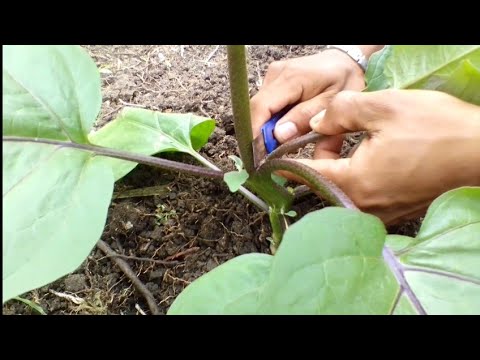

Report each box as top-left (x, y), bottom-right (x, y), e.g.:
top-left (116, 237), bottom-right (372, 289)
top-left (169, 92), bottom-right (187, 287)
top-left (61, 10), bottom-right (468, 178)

top-left (263, 132), bottom-right (326, 165)
top-left (258, 158), bottom-right (357, 209)
top-left (3, 136), bottom-right (224, 179)
top-left (382, 247), bottom-right (427, 315)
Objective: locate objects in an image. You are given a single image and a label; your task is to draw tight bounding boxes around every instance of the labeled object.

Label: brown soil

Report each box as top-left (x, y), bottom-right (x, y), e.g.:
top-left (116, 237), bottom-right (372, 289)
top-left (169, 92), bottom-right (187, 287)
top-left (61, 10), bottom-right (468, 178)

top-left (3, 45), bottom-right (421, 315)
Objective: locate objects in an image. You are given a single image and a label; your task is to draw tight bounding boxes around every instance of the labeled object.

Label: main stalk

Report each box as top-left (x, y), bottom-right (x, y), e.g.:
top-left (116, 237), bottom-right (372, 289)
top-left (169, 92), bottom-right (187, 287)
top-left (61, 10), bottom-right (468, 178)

top-left (226, 45), bottom-right (293, 211)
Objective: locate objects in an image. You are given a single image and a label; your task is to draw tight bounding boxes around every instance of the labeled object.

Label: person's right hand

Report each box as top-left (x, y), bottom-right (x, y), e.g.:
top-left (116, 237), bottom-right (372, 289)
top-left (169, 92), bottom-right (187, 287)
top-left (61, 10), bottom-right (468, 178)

top-left (296, 89), bottom-right (480, 225)
top-left (250, 46), bottom-right (383, 148)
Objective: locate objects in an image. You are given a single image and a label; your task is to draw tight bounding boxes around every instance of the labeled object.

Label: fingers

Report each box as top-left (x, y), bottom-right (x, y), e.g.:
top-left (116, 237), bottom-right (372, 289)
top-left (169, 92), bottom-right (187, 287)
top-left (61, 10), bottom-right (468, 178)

top-left (309, 90), bottom-right (394, 135)
top-left (275, 157), bottom-right (352, 190)
top-left (296, 158), bottom-right (352, 187)
top-left (250, 78), bottom-right (302, 138)
top-left (273, 90), bottom-right (337, 143)
top-left (262, 60), bottom-right (286, 85)
top-left (313, 134), bottom-right (345, 160)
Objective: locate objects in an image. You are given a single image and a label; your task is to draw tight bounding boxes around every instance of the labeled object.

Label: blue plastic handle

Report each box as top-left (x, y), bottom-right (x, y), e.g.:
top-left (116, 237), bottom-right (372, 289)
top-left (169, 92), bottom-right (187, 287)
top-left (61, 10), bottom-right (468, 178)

top-left (260, 107), bottom-right (291, 154)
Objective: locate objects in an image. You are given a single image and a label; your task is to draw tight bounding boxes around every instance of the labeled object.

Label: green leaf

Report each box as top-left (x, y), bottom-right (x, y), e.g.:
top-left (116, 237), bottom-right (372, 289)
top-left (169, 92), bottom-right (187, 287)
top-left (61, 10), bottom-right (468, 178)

top-left (2, 45), bottom-right (114, 303)
top-left (365, 45), bottom-right (480, 105)
top-left (283, 210), bottom-right (297, 217)
top-left (364, 45), bottom-right (394, 91)
top-left (258, 208), bottom-right (398, 314)
top-left (3, 45), bottom-right (101, 143)
top-left (13, 296), bottom-right (47, 315)
top-left (89, 107), bottom-right (215, 180)
top-left (385, 234), bottom-right (417, 253)
top-left (167, 254), bottom-right (272, 315)
top-left (392, 187), bottom-right (480, 314)
top-left (224, 169), bottom-right (249, 192)
top-left (392, 294), bottom-right (416, 315)
top-left (271, 173), bottom-right (288, 187)
top-left (437, 59), bottom-right (480, 105)
top-left (3, 142), bottom-right (114, 303)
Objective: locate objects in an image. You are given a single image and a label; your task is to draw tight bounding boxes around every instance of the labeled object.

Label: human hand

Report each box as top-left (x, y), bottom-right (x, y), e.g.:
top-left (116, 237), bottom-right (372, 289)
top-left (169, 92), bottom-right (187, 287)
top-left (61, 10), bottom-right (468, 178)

top-left (250, 46), bottom-right (383, 149)
top-left (294, 89), bottom-right (480, 225)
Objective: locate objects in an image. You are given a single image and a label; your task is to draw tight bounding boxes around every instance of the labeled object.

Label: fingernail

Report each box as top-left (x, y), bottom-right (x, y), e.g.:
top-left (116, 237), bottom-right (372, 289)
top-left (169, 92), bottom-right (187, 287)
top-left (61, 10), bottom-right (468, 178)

top-left (310, 109), bottom-right (326, 128)
top-left (275, 121), bottom-right (298, 142)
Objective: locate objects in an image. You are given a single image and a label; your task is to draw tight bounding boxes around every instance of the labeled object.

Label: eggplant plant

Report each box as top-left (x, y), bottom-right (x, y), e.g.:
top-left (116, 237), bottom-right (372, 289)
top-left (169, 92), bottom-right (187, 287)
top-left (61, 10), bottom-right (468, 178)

top-left (3, 45), bottom-right (480, 314)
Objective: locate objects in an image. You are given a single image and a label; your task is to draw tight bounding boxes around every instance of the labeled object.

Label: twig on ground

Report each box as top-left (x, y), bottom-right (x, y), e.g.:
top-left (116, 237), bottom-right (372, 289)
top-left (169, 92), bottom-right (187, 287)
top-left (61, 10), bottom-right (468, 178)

top-left (103, 107), bottom-right (121, 119)
top-left (205, 45), bottom-right (220, 62)
top-left (49, 290), bottom-right (85, 305)
top-left (104, 253), bottom-right (180, 266)
top-left (174, 76), bottom-right (188, 91)
top-left (164, 271), bottom-right (191, 285)
top-left (135, 303), bottom-right (147, 315)
top-left (199, 104), bottom-right (210, 118)
top-left (97, 240), bottom-right (161, 315)
top-left (165, 247), bottom-right (200, 261)
top-left (118, 99), bottom-right (147, 108)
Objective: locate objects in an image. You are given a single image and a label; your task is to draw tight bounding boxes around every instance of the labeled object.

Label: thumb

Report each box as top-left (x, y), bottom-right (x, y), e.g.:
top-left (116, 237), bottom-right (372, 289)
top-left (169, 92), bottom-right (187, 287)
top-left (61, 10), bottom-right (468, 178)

top-left (309, 90), bottom-right (387, 135)
top-left (273, 93), bottom-right (334, 143)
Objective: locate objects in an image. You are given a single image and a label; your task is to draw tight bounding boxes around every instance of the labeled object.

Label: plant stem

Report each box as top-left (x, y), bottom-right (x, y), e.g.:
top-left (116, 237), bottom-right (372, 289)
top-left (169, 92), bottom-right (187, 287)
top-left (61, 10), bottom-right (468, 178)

top-left (268, 208), bottom-right (284, 249)
top-left (190, 152), bottom-right (269, 212)
top-left (3, 136), bottom-right (223, 179)
top-left (226, 45), bottom-right (293, 211)
top-left (258, 158), bottom-right (358, 209)
top-left (226, 45), bottom-right (255, 174)
top-left (265, 132), bottom-right (326, 163)
top-left (246, 176), bottom-right (293, 210)
top-left (382, 247), bottom-right (427, 315)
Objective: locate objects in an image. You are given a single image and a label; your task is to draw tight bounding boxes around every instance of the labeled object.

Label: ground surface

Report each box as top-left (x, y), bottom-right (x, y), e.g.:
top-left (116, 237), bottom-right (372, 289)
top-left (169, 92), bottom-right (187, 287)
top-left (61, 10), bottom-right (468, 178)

top-left (3, 45), bottom-right (421, 315)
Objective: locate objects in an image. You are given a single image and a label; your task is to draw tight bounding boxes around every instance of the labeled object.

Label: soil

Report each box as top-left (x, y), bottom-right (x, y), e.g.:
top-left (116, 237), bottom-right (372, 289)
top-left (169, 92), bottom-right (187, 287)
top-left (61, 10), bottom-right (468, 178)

top-left (3, 45), bottom-right (422, 315)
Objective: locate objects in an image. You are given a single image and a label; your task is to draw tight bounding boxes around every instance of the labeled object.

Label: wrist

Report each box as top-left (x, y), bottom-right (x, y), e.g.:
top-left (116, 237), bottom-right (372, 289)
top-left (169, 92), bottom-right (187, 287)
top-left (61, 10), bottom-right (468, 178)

top-left (325, 45), bottom-right (368, 72)
top-left (323, 45), bottom-right (385, 73)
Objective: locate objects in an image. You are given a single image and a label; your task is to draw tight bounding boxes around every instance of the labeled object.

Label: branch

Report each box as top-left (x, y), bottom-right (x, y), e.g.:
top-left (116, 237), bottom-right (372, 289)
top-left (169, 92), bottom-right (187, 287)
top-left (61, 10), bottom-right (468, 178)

top-left (293, 185), bottom-right (311, 200)
top-left (97, 240), bottom-right (161, 315)
top-left (3, 136), bottom-right (224, 179)
top-left (264, 132), bottom-right (326, 164)
top-left (190, 151), bottom-right (269, 212)
top-left (258, 158), bottom-right (358, 209)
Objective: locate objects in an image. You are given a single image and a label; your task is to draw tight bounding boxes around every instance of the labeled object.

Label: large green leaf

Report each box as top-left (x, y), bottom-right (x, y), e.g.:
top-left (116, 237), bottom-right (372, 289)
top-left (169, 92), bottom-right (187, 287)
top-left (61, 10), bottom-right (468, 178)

top-left (3, 142), bottom-right (114, 303)
top-left (365, 45), bottom-right (480, 105)
top-left (89, 108), bottom-right (215, 180)
top-left (3, 45), bottom-right (101, 143)
top-left (168, 187), bottom-right (480, 315)
top-left (2, 45), bottom-right (114, 303)
top-left (167, 254), bottom-right (272, 315)
top-left (387, 187), bottom-right (480, 314)
top-left (257, 208), bottom-right (398, 314)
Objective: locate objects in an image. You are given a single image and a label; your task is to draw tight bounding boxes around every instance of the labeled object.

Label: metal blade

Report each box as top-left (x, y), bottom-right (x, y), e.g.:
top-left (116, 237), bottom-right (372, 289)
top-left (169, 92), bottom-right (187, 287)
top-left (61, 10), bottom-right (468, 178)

top-left (252, 134), bottom-right (268, 168)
